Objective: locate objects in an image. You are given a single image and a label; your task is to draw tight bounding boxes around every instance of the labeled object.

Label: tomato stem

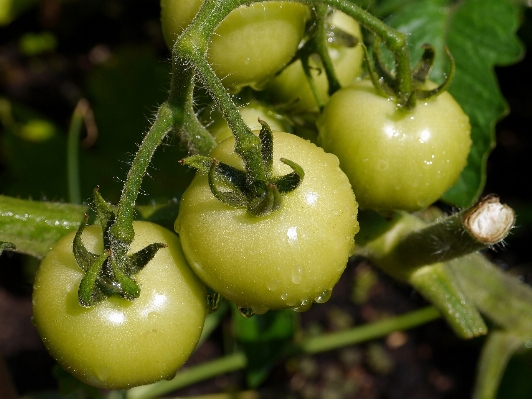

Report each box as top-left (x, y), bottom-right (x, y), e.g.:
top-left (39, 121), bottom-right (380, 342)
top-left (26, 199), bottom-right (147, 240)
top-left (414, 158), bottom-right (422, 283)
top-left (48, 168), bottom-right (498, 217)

top-left (111, 103), bottom-right (178, 244)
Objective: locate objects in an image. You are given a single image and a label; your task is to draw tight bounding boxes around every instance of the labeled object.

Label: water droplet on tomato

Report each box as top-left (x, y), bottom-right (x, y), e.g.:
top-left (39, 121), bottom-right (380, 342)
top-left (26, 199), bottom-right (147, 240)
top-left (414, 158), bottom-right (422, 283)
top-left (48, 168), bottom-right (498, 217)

top-left (348, 239), bottom-right (356, 256)
top-left (292, 299), bottom-right (312, 312)
top-left (267, 279), bottom-right (280, 291)
top-left (291, 267), bottom-right (303, 284)
top-left (237, 307), bottom-right (255, 318)
top-left (251, 304), bottom-right (269, 315)
top-left (314, 288), bottom-right (332, 304)
top-left (96, 367), bottom-right (110, 382)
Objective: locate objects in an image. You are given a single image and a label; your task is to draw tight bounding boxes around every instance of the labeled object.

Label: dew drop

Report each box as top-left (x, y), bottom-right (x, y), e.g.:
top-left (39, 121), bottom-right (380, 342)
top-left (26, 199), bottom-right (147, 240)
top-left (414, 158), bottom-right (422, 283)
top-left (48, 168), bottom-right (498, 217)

top-left (251, 304), bottom-right (269, 315)
top-left (348, 241), bottom-right (356, 257)
top-left (237, 307), bottom-right (255, 318)
top-left (267, 279), bottom-right (280, 291)
top-left (96, 367), bottom-right (110, 382)
top-left (314, 289), bottom-right (332, 304)
top-left (292, 299), bottom-right (312, 312)
top-left (291, 267), bottom-right (303, 284)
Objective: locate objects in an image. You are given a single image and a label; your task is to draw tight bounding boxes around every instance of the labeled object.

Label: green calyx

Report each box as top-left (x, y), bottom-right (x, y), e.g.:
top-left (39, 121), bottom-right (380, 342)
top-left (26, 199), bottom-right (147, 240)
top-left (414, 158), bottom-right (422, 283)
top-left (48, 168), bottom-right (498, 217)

top-left (73, 188), bottom-right (166, 307)
top-left (181, 120), bottom-right (304, 217)
top-left (364, 39), bottom-right (456, 109)
top-left (288, 5), bottom-right (360, 111)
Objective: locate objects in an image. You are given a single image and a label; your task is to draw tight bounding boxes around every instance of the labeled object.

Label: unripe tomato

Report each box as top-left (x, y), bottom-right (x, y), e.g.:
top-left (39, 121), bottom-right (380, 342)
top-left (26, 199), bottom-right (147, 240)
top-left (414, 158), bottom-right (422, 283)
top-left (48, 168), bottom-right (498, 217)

top-left (32, 222), bottom-right (207, 389)
top-left (175, 131), bottom-right (359, 314)
top-left (202, 101), bottom-right (291, 143)
top-left (161, 0), bottom-right (310, 91)
top-left (266, 11), bottom-right (364, 113)
top-left (317, 79), bottom-right (471, 213)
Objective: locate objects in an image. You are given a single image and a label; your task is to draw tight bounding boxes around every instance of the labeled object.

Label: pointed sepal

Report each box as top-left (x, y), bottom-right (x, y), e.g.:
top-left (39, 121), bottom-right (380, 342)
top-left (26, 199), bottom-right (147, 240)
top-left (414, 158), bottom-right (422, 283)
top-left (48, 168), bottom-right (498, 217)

top-left (127, 242), bottom-right (167, 275)
top-left (73, 214), bottom-right (99, 272)
top-left (274, 158), bottom-right (304, 194)
top-left (109, 252), bottom-right (140, 301)
top-left (78, 250), bottom-right (109, 307)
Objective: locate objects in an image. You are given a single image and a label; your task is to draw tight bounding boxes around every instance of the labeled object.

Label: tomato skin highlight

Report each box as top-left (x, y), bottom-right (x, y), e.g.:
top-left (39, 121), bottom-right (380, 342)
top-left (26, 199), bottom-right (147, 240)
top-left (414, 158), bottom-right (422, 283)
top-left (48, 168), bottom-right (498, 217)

top-left (175, 132), bottom-right (359, 314)
top-left (317, 79), bottom-right (472, 213)
top-left (161, 0), bottom-right (310, 91)
top-left (32, 222), bottom-right (207, 389)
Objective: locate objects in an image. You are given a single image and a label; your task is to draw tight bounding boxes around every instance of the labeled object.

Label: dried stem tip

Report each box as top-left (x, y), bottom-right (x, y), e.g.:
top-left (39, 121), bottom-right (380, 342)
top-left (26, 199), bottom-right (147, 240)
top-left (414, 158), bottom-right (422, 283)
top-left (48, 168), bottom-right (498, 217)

top-left (462, 195), bottom-right (515, 245)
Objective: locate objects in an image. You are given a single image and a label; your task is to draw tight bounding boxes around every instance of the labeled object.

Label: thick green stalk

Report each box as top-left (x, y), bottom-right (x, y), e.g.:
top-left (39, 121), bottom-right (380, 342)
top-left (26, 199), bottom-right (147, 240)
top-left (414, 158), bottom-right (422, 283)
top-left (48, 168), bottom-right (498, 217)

top-left (354, 202), bottom-right (517, 338)
top-left (0, 195), bottom-right (87, 258)
top-left (393, 196), bottom-right (515, 269)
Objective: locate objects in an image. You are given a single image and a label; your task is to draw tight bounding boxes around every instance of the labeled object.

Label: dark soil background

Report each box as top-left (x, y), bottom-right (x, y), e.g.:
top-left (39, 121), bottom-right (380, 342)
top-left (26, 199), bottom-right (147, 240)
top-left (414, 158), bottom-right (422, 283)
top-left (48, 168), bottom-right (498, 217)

top-left (1, 1), bottom-right (532, 398)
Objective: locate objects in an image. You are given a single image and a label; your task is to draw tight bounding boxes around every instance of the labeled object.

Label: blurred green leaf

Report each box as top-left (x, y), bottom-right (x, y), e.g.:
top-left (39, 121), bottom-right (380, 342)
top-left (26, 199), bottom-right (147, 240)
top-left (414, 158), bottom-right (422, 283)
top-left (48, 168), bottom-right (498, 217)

top-left (19, 31), bottom-right (57, 56)
top-left (0, 0), bottom-right (39, 25)
top-left (233, 307), bottom-right (297, 388)
top-left (0, 100), bottom-right (69, 200)
top-left (82, 46), bottom-right (193, 204)
top-left (382, 0), bottom-right (524, 208)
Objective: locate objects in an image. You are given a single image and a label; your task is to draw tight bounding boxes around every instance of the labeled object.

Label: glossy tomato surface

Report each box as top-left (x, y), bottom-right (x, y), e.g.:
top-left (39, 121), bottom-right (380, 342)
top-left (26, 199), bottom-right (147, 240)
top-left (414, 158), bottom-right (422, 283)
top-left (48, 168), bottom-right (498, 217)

top-left (203, 100), bottom-right (291, 143)
top-left (317, 79), bottom-right (472, 213)
top-left (161, 0), bottom-right (310, 91)
top-left (32, 222), bottom-right (207, 389)
top-left (175, 131), bottom-right (359, 314)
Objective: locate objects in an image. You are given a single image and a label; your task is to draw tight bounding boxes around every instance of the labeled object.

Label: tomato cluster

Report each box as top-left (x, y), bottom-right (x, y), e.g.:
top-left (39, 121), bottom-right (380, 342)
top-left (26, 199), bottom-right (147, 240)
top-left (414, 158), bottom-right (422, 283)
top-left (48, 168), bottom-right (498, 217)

top-left (33, 0), bottom-right (472, 391)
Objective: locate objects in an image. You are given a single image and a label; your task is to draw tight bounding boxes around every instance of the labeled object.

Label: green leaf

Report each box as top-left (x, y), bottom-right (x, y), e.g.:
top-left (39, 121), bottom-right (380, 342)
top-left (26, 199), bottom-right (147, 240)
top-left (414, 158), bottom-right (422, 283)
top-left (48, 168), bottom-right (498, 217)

top-left (0, 0), bottom-right (39, 25)
top-left (232, 306), bottom-right (297, 388)
top-left (383, 0), bottom-right (524, 208)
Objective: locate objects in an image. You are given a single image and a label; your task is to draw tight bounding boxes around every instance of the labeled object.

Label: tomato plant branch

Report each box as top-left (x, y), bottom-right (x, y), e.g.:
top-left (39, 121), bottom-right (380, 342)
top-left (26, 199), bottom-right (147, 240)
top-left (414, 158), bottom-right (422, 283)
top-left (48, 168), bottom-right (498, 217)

top-left (111, 102), bottom-right (180, 245)
top-left (392, 195), bottom-right (515, 269)
top-left (126, 306), bottom-right (440, 399)
top-left (0, 195), bottom-right (87, 258)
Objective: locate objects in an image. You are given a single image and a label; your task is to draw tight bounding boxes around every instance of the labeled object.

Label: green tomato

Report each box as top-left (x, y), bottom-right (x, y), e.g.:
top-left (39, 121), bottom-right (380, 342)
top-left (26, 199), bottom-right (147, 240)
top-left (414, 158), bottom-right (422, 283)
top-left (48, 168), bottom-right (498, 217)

top-left (317, 79), bottom-right (472, 213)
top-left (203, 100), bottom-right (291, 143)
top-left (175, 131), bottom-right (359, 314)
top-left (32, 221), bottom-right (207, 389)
top-left (160, 0), bottom-right (310, 91)
top-left (266, 11), bottom-right (364, 113)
